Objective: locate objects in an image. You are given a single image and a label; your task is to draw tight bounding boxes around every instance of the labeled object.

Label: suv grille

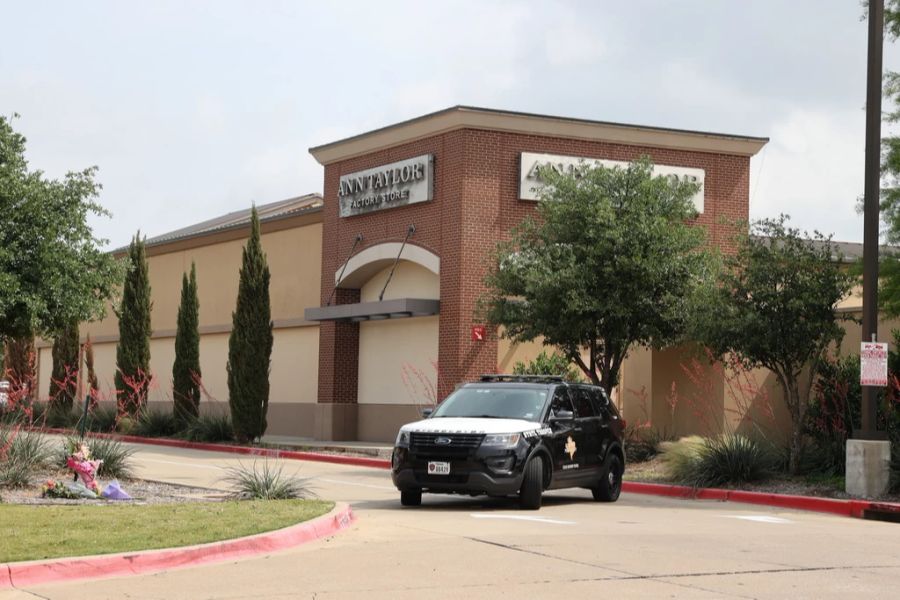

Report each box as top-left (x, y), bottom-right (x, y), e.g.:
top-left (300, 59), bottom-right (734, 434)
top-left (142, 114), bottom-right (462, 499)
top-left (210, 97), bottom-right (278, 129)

top-left (410, 432), bottom-right (485, 456)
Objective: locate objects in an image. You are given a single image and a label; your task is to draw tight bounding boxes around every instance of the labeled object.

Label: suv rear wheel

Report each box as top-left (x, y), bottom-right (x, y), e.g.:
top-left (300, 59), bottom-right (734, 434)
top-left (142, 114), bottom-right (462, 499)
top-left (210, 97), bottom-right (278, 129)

top-left (401, 489), bottom-right (422, 506)
top-left (592, 453), bottom-right (623, 502)
top-left (519, 455), bottom-right (544, 510)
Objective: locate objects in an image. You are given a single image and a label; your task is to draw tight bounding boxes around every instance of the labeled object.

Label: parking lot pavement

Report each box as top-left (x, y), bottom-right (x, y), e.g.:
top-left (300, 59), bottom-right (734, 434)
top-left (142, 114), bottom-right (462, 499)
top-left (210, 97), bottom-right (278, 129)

top-left (4, 442), bottom-right (900, 599)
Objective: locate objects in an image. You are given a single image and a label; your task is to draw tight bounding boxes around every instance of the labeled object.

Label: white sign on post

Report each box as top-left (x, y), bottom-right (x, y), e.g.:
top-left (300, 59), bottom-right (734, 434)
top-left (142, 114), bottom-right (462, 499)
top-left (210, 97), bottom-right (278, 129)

top-left (860, 342), bottom-right (889, 386)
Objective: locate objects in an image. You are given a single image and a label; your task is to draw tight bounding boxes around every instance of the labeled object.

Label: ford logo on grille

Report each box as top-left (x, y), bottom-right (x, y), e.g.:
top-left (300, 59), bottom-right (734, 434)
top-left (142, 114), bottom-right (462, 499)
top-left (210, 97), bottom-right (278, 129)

top-left (434, 437), bottom-right (452, 445)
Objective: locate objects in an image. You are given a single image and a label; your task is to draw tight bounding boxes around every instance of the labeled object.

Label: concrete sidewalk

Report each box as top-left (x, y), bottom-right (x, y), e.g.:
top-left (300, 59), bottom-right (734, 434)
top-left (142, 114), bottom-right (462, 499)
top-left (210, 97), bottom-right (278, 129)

top-left (259, 435), bottom-right (393, 458)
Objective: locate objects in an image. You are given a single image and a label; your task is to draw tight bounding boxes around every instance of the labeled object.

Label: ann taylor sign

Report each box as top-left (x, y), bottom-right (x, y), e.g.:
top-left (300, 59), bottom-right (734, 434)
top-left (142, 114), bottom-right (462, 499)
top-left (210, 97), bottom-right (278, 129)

top-left (519, 152), bottom-right (706, 213)
top-left (339, 154), bottom-right (434, 217)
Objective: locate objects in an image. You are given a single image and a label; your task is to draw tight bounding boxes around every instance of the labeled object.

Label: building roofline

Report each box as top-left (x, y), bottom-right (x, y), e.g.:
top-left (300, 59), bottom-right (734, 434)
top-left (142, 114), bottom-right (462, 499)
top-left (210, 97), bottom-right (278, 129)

top-left (309, 105), bottom-right (769, 165)
top-left (113, 194), bottom-right (323, 255)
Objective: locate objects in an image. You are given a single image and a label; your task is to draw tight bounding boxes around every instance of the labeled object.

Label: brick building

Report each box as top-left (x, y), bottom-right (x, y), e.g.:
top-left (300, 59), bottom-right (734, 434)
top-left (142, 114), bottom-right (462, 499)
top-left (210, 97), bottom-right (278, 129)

top-left (36, 106), bottom-right (768, 442)
top-left (304, 106), bottom-right (767, 441)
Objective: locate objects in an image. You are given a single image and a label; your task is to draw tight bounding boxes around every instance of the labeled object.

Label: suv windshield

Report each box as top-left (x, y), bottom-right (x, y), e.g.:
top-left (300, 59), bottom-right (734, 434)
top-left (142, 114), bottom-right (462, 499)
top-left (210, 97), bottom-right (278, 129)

top-left (431, 386), bottom-right (549, 421)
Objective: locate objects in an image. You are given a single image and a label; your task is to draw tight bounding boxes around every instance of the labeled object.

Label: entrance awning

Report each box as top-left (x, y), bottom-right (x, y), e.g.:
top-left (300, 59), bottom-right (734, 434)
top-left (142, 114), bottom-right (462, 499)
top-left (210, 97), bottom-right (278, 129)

top-left (304, 298), bottom-right (440, 323)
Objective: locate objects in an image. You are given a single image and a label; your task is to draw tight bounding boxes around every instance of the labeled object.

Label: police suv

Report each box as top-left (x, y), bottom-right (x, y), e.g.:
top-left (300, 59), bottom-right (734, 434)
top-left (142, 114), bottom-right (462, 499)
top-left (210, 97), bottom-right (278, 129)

top-left (391, 374), bottom-right (626, 509)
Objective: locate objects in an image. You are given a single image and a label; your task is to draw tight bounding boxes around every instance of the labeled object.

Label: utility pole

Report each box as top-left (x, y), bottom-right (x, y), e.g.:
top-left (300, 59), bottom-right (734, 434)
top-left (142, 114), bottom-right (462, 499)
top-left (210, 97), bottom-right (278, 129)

top-left (859, 0), bottom-right (885, 441)
top-left (848, 0), bottom-right (891, 498)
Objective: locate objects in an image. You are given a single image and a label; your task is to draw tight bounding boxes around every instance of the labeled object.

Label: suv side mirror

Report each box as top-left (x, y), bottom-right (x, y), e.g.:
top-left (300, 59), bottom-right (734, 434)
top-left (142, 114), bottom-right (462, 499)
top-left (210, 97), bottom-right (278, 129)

top-left (421, 407), bottom-right (434, 418)
top-left (550, 409), bottom-right (574, 422)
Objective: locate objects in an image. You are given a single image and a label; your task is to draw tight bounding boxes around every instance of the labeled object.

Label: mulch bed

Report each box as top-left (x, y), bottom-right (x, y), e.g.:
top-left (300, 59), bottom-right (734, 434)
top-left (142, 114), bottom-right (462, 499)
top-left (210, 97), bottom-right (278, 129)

top-left (626, 455), bottom-right (900, 503)
top-left (1, 468), bottom-right (227, 506)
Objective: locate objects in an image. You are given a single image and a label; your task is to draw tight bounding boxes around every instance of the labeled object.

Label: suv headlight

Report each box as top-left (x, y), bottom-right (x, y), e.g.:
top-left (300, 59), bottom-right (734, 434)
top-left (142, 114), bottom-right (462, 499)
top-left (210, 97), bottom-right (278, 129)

top-left (395, 430), bottom-right (410, 448)
top-left (481, 433), bottom-right (521, 449)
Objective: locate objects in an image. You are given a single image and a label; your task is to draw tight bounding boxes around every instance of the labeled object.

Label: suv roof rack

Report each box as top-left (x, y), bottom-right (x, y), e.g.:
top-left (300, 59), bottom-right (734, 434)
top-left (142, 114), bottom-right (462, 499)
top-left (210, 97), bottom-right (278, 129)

top-left (478, 374), bottom-right (565, 384)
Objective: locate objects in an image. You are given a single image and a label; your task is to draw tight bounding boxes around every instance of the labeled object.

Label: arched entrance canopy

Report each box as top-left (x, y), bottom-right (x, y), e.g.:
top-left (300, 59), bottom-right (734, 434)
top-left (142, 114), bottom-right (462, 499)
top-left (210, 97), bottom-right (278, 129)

top-left (305, 242), bottom-right (440, 323)
top-left (334, 242), bottom-right (439, 289)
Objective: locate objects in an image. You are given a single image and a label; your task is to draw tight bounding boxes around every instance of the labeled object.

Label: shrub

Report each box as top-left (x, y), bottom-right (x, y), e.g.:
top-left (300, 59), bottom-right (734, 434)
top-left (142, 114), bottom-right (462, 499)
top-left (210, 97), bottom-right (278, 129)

top-left (183, 412), bottom-right (234, 443)
top-left (0, 428), bottom-right (54, 488)
top-left (85, 437), bottom-right (135, 479)
top-left (806, 355), bottom-right (860, 475)
top-left (116, 416), bottom-right (136, 434)
top-left (512, 350), bottom-right (583, 381)
top-left (625, 427), bottom-right (668, 463)
top-left (134, 408), bottom-right (178, 438)
top-left (662, 434), bottom-right (774, 488)
top-left (224, 460), bottom-right (313, 500)
top-left (45, 408), bottom-right (78, 430)
top-left (85, 405), bottom-right (119, 433)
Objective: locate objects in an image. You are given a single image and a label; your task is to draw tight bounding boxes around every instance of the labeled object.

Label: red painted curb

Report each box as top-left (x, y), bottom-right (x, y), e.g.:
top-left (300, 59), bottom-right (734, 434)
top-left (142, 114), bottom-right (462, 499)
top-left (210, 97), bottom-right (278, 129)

top-left (622, 481), bottom-right (900, 519)
top-left (0, 503), bottom-right (354, 590)
top-left (37, 428), bottom-right (393, 470)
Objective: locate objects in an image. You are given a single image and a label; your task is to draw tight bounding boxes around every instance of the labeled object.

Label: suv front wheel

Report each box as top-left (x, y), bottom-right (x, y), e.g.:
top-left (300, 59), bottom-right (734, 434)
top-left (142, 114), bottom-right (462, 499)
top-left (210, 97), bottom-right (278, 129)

top-left (519, 456), bottom-right (544, 510)
top-left (592, 453), bottom-right (623, 502)
top-left (401, 489), bottom-right (422, 506)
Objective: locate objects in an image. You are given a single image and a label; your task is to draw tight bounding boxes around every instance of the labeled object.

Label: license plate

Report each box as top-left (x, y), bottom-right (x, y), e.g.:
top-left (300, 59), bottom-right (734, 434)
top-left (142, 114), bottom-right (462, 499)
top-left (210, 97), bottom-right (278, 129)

top-left (427, 461), bottom-right (451, 475)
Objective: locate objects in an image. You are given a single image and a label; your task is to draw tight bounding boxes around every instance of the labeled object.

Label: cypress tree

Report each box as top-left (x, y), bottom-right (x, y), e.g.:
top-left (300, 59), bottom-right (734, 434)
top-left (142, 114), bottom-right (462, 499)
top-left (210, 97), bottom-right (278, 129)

top-left (115, 233), bottom-right (152, 416)
top-left (83, 334), bottom-right (100, 409)
top-left (49, 320), bottom-right (79, 415)
top-left (227, 206), bottom-right (272, 442)
top-left (173, 262), bottom-right (201, 425)
top-left (3, 335), bottom-right (36, 404)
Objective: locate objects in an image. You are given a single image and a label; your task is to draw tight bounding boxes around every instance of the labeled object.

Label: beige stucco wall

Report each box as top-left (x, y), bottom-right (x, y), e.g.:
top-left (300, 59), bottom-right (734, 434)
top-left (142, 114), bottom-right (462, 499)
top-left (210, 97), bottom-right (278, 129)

top-left (359, 261), bottom-right (439, 303)
top-left (80, 222), bottom-right (322, 340)
top-left (496, 335), bottom-right (547, 374)
top-left (271, 327), bottom-right (319, 403)
top-left (37, 346), bottom-right (52, 401)
top-left (36, 222), bottom-right (323, 433)
top-left (357, 261), bottom-right (440, 407)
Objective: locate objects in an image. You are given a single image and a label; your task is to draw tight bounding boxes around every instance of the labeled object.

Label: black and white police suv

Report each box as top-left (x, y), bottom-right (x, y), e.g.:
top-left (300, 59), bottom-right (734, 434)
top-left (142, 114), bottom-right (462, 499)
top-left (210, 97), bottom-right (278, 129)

top-left (391, 374), bottom-right (626, 509)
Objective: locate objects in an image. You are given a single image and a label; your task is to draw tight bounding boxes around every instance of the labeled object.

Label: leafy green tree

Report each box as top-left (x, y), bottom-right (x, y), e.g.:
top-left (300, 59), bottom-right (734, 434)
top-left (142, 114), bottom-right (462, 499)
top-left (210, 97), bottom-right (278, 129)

top-left (512, 350), bottom-right (583, 382)
top-left (0, 114), bottom-right (122, 344)
top-left (480, 157), bottom-right (711, 395)
top-left (694, 216), bottom-right (854, 475)
top-left (115, 234), bottom-right (152, 416)
top-left (49, 320), bottom-right (80, 415)
top-left (173, 262), bottom-right (201, 425)
top-left (227, 207), bottom-right (273, 442)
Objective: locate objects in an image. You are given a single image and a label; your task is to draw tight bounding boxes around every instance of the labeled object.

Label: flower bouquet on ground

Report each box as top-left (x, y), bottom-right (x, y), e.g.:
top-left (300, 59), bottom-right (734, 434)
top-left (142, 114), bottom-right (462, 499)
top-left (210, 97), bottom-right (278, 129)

top-left (65, 439), bottom-right (103, 496)
top-left (57, 438), bottom-right (132, 500)
top-left (41, 479), bottom-right (80, 499)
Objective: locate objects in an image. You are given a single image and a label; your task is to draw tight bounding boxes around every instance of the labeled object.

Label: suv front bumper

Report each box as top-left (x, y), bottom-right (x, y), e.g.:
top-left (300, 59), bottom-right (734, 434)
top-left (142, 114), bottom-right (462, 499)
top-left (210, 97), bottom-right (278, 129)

top-left (391, 446), bottom-right (527, 497)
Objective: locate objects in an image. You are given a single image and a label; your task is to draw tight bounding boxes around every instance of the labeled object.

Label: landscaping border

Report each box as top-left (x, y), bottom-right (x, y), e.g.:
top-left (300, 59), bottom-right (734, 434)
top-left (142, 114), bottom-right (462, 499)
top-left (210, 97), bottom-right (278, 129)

top-left (31, 428), bottom-right (900, 521)
top-left (38, 427), bottom-right (390, 469)
top-left (0, 502), bottom-right (353, 590)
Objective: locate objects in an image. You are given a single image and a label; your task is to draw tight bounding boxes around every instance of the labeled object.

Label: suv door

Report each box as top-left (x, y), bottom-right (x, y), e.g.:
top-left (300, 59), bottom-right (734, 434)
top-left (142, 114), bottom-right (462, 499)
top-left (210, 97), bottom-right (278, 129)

top-left (571, 385), bottom-right (602, 476)
top-left (589, 387), bottom-right (618, 462)
top-left (546, 386), bottom-right (584, 485)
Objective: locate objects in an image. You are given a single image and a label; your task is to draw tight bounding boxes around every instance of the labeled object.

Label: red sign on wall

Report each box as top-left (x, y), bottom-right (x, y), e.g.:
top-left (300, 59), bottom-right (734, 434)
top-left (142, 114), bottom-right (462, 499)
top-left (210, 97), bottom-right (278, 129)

top-left (471, 325), bottom-right (486, 341)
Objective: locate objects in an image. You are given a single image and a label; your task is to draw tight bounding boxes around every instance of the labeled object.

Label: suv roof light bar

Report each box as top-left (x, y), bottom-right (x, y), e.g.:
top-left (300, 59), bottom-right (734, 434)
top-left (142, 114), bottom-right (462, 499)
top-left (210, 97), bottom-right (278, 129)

top-left (478, 374), bottom-right (565, 383)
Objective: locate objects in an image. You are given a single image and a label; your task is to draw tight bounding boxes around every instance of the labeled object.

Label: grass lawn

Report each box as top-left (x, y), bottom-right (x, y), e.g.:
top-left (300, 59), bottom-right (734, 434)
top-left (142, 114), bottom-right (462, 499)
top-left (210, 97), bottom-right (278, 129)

top-left (0, 499), bottom-right (334, 563)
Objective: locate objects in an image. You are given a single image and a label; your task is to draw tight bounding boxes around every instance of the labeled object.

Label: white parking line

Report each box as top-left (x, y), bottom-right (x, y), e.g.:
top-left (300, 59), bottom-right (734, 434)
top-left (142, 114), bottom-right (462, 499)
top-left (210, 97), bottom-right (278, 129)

top-left (470, 513), bottom-right (576, 525)
top-left (724, 515), bottom-right (793, 524)
top-left (317, 478), bottom-right (396, 491)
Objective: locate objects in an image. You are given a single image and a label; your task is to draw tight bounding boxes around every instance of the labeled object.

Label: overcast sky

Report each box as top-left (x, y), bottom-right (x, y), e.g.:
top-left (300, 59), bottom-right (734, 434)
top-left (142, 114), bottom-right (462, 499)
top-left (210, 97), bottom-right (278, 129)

top-left (2, 0), bottom-right (899, 248)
